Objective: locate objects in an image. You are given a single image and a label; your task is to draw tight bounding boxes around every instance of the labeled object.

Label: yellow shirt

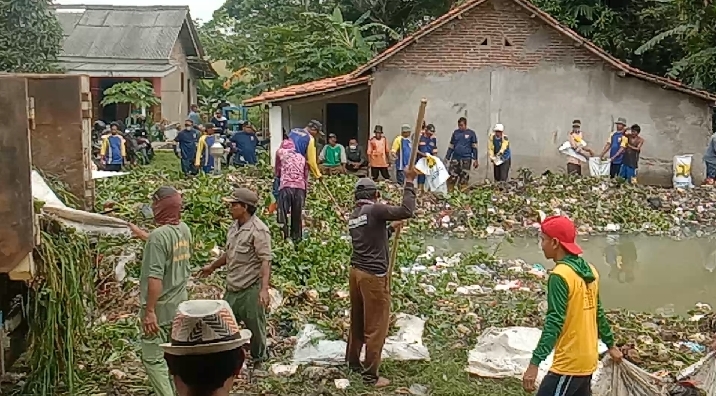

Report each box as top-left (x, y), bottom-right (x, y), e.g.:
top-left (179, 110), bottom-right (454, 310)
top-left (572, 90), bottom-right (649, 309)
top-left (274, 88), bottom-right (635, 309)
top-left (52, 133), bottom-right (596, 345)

top-left (549, 263), bottom-right (601, 375)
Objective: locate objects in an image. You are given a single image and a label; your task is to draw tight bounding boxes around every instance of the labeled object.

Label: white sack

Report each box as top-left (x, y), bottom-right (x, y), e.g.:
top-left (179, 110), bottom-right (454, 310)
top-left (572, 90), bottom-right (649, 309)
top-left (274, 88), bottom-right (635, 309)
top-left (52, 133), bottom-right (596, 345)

top-left (32, 171), bottom-right (130, 236)
top-left (592, 356), bottom-right (669, 396)
top-left (415, 156), bottom-right (449, 193)
top-left (589, 158), bottom-right (611, 177)
top-left (678, 351), bottom-right (716, 395)
top-left (673, 154), bottom-right (694, 189)
top-left (466, 327), bottom-right (606, 387)
top-left (292, 314), bottom-right (430, 365)
top-left (558, 140), bottom-right (588, 163)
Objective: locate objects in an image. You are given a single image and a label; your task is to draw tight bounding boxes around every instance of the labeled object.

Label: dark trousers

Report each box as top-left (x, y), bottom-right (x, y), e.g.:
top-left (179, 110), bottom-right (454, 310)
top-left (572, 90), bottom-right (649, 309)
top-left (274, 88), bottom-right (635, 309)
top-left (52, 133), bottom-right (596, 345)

top-left (493, 158), bottom-right (511, 182)
top-left (537, 372), bottom-right (592, 396)
top-left (567, 163), bottom-right (582, 176)
top-left (346, 267), bottom-right (390, 384)
top-left (609, 163), bottom-right (621, 178)
top-left (105, 164), bottom-right (122, 172)
top-left (396, 170), bottom-right (405, 185)
top-left (370, 167), bottom-right (390, 181)
top-left (180, 158), bottom-right (196, 175)
top-left (277, 188), bottom-right (306, 242)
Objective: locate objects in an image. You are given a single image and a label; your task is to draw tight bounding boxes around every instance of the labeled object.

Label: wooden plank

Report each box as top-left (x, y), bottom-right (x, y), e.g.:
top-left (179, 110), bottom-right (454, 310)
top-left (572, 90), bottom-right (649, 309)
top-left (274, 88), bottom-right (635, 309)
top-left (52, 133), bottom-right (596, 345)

top-left (0, 78), bottom-right (34, 273)
top-left (27, 75), bottom-right (91, 210)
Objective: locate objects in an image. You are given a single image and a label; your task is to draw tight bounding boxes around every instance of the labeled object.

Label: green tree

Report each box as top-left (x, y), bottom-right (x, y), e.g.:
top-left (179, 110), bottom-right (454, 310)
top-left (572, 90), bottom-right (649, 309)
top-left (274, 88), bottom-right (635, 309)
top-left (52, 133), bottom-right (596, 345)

top-left (199, 7), bottom-right (396, 92)
top-left (0, 0), bottom-right (63, 72)
top-left (101, 81), bottom-right (161, 113)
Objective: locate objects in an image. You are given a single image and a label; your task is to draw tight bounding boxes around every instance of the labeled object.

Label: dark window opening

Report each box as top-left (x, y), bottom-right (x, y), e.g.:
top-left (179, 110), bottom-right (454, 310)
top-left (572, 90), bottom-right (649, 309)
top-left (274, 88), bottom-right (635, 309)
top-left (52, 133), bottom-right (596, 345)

top-left (480, 38), bottom-right (489, 46)
top-left (326, 103), bottom-right (359, 146)
top-left (180, 72), bottom-right (185, 92)
top-left (504, 37), bottom-right (513, 46)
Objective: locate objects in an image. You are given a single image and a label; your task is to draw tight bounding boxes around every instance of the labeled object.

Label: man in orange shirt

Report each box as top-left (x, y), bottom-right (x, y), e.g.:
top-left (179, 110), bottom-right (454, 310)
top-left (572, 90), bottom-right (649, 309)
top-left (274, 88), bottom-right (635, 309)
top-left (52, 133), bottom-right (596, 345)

top-left (367, 125), bottom-right (390, 181)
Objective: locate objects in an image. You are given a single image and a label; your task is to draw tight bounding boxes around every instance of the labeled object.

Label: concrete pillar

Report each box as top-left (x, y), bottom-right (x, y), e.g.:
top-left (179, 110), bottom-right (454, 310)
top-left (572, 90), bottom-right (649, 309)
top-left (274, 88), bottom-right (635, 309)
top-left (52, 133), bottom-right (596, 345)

top-left (269, 104), bottom-right (282, 166)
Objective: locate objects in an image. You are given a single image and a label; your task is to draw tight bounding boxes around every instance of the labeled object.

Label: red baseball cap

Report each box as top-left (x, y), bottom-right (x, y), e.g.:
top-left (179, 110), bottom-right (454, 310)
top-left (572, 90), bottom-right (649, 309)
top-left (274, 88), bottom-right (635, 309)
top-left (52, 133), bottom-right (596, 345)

top-left (541, 216), bottom-right (583, 255)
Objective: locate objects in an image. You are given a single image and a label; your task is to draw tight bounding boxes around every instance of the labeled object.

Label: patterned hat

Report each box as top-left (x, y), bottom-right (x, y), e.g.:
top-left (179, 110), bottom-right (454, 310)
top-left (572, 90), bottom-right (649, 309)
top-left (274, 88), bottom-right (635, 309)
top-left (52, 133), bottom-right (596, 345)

top-left (161, 300), bottom-right (251, 356)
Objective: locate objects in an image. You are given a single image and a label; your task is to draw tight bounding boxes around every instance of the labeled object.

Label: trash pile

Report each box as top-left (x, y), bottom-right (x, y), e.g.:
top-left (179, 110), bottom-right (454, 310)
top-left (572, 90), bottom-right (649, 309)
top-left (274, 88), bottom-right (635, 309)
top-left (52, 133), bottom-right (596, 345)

top-left (12, 154), bottom-right (716, 395)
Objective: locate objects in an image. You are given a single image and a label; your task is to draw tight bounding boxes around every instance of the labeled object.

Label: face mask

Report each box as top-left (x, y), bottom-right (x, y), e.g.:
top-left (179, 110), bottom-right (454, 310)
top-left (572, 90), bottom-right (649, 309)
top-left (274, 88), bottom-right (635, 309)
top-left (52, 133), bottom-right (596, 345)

top-left (185, 126), bottom-right (192, 130)
top-left (349, 145), bottom-right (357, 150)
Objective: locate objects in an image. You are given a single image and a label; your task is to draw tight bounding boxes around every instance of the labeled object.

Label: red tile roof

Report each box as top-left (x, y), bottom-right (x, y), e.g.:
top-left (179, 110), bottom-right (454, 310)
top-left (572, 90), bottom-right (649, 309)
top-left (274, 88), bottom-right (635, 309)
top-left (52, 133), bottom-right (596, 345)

top-left (243, 74), bottom-right (370, 105)
top-left (350, 0), bottom-right (716, 103)
top-left (244, 0), bottom-right (716, 105)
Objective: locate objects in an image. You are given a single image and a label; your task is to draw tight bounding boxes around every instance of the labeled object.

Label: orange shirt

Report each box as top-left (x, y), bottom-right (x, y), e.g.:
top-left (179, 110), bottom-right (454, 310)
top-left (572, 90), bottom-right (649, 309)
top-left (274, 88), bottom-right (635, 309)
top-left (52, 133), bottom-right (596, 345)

top-left (367, 137), bottom-right (389, 168)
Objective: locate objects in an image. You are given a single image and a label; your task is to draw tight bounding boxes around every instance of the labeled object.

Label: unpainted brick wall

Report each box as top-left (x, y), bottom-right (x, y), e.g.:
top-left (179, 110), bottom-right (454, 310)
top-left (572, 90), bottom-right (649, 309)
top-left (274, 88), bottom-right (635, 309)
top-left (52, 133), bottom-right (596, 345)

top-left (381, 0), bottom-right (603, 73)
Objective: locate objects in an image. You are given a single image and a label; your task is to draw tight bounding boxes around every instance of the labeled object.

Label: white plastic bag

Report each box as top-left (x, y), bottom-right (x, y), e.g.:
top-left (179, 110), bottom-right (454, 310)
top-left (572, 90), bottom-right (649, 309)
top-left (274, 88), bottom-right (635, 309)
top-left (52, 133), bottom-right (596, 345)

top-left (589, 158), bottom-right (610, 177)
top-left (678, 351), bottom-right (716, 395)
top-left (673, 154), bottom-right (694, 189)
top-left (415, 155), bottom-right (449, 193)
top-left (559, 140), bottom-right (588, 163)
top-left (465, 327), bottom-right (606, 387)
top-left (593, 356), bottom-right (669, 396)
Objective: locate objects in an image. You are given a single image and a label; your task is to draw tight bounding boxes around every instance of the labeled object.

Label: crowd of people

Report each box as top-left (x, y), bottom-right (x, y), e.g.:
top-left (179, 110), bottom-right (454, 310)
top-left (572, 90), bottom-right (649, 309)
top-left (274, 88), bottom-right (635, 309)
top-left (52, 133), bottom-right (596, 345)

top-left (171, 104), bottom-right (270, 176)
top-left (125, 177), bottom-right (632, 395)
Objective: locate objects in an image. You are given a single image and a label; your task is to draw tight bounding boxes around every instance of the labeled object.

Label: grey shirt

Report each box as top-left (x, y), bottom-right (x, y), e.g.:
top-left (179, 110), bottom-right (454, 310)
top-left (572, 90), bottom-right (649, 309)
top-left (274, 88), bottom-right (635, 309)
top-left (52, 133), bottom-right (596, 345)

top-left (225, 216), bottom-right (272, 292)
top-left (705, 134), bottom-right (716, 165)
top-left (348, 183), bottom-right (416, 275)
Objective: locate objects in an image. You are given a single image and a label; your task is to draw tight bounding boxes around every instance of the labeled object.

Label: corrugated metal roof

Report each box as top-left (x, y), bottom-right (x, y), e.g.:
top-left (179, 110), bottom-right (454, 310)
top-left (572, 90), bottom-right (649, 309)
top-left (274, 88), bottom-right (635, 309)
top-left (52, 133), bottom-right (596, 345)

top-left (56, 6), bottom-right (188, 60)
top-left (61, 61), bottom-right (177, 77)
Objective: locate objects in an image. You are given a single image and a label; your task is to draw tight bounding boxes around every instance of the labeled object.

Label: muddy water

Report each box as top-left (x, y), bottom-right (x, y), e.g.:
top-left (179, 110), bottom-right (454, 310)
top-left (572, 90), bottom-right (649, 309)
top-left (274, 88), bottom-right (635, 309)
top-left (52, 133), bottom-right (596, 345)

top-left (427, 235), bottom-right (716, 315)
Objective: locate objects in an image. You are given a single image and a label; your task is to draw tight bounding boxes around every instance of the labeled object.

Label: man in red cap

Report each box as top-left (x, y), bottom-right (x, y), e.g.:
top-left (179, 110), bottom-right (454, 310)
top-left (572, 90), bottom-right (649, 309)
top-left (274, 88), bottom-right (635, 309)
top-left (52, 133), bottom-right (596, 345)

top-left (523, 216), bottom-right (622, 396)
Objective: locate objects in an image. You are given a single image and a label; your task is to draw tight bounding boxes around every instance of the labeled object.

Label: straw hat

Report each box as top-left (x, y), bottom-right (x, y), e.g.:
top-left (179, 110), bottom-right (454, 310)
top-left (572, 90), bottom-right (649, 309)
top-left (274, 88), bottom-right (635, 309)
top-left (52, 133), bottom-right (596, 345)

top-left (161, 300), bottom-right (251, 356)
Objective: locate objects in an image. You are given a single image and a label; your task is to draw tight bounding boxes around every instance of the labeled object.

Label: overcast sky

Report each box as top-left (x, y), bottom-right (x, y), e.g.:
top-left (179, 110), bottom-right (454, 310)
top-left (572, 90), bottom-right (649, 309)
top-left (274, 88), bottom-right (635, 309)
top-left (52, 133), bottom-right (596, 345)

top-left (55, 0), bottom-right (223, 23)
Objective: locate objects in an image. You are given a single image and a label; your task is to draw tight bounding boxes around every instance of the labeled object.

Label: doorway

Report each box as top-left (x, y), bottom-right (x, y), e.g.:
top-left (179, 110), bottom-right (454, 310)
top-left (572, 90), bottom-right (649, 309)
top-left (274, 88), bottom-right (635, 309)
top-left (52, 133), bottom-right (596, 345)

top-left (326, 103), bottom-right (358, 146)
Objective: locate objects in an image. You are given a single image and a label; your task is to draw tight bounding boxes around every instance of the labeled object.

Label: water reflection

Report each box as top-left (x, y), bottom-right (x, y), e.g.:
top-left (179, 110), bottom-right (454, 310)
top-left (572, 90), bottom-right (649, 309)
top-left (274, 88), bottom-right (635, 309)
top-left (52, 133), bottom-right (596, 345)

top-left (426, 234), bottom-right (716, 315)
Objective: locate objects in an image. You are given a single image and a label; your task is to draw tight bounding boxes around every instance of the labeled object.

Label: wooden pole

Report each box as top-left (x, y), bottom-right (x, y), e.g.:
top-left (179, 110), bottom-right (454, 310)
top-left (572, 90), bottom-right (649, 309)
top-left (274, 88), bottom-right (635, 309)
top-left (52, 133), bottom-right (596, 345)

top-left (387, 98), bottom-right (428, 290)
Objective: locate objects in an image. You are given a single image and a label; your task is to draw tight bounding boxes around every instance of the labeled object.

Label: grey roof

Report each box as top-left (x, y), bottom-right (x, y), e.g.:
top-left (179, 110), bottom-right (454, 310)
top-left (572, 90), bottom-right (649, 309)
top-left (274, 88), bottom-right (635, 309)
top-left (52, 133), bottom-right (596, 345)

top-left (55, 5), bottom-right (198, 60)
top-left (61, 61), bottom-right (177, 77)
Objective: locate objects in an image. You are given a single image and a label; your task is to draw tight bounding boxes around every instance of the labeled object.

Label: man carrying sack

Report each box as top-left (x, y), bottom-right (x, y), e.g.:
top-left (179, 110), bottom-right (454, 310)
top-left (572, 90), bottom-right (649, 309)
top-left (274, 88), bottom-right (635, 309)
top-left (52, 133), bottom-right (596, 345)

top-left (346, 170), bottom-right (417, 387)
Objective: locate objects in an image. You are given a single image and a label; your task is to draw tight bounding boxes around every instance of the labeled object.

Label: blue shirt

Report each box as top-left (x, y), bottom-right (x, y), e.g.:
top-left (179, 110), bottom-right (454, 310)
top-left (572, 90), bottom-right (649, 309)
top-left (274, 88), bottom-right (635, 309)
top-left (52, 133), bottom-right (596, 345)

top-left (174, 129), bottom-right (198, 160)
top-left (103, 135), bottom-right (125, 164)
top-left (396, 137), bottom-right (412, 170)
top-left (609, 131), bottom-right (627, 165)
top-left (188, 111), bottom-right (201, 126)
top-left (289, 128), bottom-right (311, 157)
top-left (418, 134), bottom-right (437, 155)
top-left (211, 117), bottom-right (228, 132)
top-left (230, 131), bottom-right (258, 165)
top-left (447, 129), bottom-right (478, 160)
top-left (491, 135), bottom-right (511, 160)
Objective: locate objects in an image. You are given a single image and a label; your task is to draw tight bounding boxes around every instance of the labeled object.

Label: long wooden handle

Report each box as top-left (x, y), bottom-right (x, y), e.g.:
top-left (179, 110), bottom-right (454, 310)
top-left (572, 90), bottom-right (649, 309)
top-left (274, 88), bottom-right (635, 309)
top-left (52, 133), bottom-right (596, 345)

top-left (387, 98), bottom-right (428, 290)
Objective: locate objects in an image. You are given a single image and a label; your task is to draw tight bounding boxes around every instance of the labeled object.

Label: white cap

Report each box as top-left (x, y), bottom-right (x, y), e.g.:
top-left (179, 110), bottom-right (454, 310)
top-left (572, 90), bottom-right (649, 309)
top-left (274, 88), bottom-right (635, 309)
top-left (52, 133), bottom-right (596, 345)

top-left (493, 123), bottom-right (504, 132)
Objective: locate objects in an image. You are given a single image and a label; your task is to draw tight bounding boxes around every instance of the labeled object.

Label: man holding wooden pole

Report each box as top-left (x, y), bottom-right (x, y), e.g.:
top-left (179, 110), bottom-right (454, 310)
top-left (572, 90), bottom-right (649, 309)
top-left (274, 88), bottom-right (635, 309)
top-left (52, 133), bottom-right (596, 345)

top-left (345, 99), bottom-right (425, 388)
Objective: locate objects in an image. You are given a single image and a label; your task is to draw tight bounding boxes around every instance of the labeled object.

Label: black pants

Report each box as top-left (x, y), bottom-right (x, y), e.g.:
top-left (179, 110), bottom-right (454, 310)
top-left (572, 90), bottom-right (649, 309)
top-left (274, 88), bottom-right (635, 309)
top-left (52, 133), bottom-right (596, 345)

top-left (493, 158), bottom-right (511, 182)
top-left (105, 164), bottom-right (122, 172)
top-left (567, 163), bottom-right (582, 176)
top-left (537, 372), bottom-right (592, 396)
top-left (370, 167), bottom-right (390, 181)
top-left (609, 163), bottom-right (621, 178)
top-left (277, 188), bottom-right (306, 242)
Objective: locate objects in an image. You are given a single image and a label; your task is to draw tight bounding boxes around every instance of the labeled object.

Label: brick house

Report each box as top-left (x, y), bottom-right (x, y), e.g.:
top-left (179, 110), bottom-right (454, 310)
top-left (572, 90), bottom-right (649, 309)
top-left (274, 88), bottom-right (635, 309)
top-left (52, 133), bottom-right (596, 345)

top-left (55, 5), bottom-right (216, 124)
top-left (244, 0), bottom-right (716, 184)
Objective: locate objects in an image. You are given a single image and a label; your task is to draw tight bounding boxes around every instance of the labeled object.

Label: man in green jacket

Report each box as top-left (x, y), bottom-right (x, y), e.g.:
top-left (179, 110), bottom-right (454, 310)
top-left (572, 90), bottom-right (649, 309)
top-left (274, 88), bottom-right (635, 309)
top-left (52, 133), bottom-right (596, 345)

top-left (319, 133), bottom-right (347, 175)
top-left (523, 215), bottom-right (622, 396)
top-left (128, 186), bottom-right (192, 396)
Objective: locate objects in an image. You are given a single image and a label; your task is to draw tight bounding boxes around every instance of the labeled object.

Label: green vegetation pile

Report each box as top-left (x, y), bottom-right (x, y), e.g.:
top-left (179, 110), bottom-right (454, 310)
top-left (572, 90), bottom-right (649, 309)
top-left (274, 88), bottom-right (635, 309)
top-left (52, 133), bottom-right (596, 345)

top-left (8, 152), bottom-right (716, 395)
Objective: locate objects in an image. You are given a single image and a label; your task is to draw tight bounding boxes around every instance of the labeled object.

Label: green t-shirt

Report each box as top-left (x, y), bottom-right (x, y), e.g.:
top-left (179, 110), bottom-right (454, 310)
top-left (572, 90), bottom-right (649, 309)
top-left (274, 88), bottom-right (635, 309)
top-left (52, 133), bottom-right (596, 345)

top-left (139, 222), bottom-right (192, 325)
top-left (324, 145), bottom-right (343, 167)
